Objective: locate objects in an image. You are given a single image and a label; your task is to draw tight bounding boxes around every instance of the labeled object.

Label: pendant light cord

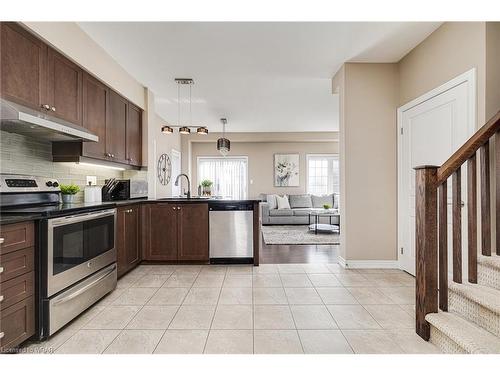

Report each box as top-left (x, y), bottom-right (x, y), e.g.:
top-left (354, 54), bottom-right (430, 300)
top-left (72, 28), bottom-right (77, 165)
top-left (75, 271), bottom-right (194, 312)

top-left (189, 83), bottom-right (192, 127)
top-left (177, 82), bottom-right (181, 127)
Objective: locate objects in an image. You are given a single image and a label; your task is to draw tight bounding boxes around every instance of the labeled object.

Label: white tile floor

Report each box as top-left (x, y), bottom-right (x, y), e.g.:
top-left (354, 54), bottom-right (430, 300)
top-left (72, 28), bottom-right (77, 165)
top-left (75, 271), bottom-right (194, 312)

top-left (24, 264), bottom-right (441, 354)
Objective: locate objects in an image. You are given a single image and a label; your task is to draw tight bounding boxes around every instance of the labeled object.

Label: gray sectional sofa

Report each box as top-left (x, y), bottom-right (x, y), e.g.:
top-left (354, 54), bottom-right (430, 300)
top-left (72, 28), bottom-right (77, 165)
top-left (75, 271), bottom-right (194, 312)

top-left (260, 193), bottom-right (340, 225)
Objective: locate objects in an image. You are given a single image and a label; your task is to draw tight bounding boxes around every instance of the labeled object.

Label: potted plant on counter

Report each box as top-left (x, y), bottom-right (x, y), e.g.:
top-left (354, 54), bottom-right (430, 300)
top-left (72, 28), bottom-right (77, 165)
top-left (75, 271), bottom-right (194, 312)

top-left (201, 179), bottom-right (213, 196)
top-left (60, 183), bottom-right (80, 203)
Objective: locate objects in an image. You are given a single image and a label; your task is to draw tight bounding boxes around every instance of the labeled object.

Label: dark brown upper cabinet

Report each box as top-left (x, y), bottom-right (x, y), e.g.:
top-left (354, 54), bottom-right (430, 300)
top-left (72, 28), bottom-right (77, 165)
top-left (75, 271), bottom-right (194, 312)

top-left (0, 22), bottom-right (47, 111)
top-left (107, 90), bottom-right (128, 164)
top-left (46, 47), bottom-right (83, 126)
top-left (1, 22), bottom-right (143, 169)
top-left (126, 103), bottom-right (142, 167)
top-left (82, 72), bottom-right (108, 159)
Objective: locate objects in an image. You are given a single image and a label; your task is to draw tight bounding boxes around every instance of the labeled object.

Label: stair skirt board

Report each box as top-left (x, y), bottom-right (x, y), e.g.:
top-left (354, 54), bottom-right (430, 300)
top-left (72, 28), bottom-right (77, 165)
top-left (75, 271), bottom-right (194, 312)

top-left (449, 288), bottom-right (500, 337)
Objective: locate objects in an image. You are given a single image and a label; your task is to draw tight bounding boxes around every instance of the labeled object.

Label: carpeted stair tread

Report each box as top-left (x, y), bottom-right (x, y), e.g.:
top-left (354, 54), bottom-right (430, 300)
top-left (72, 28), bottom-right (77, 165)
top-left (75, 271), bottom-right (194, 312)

top-left (426, 312), bottom-right (500, 354)
top-left (478, 254), bottom-right (500, 269)
top-left (449, 282), bottom-right (500, 313)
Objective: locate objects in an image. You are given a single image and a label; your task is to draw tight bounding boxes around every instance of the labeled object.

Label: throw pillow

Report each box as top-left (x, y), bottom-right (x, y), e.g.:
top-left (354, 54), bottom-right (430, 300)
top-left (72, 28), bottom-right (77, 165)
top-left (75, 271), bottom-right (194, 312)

top-left (289, 194), bottom-right (313, 208)
top-left (266, 194), bottom-right (277, 209)
top-left (276, 195), bottom-right (291, 210)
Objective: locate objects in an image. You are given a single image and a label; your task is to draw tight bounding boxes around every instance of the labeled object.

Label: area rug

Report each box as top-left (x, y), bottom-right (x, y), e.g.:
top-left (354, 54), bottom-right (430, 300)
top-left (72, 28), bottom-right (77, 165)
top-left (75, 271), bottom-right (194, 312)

top-left (261, 225), bottom-right (340, 245)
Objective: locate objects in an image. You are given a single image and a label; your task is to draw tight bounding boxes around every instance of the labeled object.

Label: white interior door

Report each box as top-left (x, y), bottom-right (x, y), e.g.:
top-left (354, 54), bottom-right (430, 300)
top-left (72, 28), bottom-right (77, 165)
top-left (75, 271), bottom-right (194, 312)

top-left (171, 149), bottom-right (181, 197)
top-left (398, 70), bottom-right (475, 276)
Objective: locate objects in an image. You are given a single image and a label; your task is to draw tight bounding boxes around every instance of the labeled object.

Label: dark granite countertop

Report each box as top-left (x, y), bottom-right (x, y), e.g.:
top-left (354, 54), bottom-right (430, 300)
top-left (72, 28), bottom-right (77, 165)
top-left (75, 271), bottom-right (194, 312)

top-left (0, 214), bottom-right (45, 225)
top-left (0, 197), bottom-right (261, 225)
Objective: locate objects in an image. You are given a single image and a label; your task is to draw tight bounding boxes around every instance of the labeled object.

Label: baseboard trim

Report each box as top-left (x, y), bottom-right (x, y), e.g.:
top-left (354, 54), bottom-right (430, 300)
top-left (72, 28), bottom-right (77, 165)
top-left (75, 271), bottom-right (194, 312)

top-left (338, 258), bottom-right (400, 269)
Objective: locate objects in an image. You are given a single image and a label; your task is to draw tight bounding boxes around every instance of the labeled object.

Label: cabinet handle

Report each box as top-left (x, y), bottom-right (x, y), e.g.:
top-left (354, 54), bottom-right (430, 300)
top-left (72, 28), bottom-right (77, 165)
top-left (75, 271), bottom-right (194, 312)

top-left (111, 154), bottom-right (115, 158)
top-left (51, 106), bottom-right (56, 112)
top-left (41, 104), bottom-right (50, 110)
top-left (0, 332), bottom-right (4, 340)
top-left (177, 206), bottom-right (181, 210)
top-left (0, 266), bottom-right (3, 274)
top-left (0, 237), bottom-right (4, 244)
top-left (0, 295), bottom-right (4, 303)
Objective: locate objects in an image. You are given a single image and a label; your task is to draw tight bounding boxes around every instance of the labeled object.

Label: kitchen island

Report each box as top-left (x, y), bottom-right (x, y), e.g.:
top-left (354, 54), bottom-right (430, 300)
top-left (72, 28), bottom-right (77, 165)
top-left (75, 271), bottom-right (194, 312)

top-left (114, 198), bottom-right (261, 277)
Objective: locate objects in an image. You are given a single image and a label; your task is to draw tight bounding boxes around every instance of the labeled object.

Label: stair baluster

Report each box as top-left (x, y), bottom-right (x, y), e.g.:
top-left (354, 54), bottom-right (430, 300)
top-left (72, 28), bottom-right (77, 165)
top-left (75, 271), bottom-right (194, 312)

top-left (480, 143), bottom-right (491, 256)
top-left (452, 169), bottom-right (462, 283)
top-left (467, 154), bottom-right (477, 283)
top-left (438, 182), bottom-right (448, 310)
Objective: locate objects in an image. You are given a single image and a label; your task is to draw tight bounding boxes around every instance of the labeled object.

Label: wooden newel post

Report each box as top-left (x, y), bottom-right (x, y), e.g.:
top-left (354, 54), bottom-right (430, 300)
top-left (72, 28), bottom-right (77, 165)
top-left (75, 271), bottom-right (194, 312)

top-left (414, 166), bottom-right (439, 340)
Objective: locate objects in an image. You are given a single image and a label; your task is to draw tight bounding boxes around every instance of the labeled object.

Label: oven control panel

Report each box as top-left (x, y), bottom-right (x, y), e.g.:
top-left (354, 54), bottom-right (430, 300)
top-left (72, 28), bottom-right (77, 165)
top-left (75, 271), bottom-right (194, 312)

top-left (0, 174), bottom-right (60, 193)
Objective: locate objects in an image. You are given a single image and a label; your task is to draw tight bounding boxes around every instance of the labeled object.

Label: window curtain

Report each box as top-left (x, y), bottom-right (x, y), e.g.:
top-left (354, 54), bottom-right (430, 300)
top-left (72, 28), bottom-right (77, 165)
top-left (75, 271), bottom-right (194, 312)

top-left (198, 157), bottom-right (248, 199)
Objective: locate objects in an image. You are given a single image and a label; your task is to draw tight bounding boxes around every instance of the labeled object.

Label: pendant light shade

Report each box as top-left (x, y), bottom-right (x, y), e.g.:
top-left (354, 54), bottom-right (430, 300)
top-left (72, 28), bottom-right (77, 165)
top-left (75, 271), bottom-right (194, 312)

top-left (217, 118), bottom-right (230, 156)
top-left (161, 125), bottom-right (173, 134)
top-left (179, 126), bottom-right (191, 134)
top-left (197, 127), bottom-right (208, 135)
top-left (217, 137), bottom-right (230, 156)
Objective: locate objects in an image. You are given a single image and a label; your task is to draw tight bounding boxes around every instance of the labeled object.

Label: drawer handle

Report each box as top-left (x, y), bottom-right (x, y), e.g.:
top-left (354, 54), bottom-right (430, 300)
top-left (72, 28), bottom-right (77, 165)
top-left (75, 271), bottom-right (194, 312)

top-left (53, 265), bottom-right (116, 306)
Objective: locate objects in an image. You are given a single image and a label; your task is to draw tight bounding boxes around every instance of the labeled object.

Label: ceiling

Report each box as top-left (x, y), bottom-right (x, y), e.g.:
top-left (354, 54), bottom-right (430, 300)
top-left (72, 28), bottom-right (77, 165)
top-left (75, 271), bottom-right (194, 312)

top-left (78, 22), bottom-right (441, 132)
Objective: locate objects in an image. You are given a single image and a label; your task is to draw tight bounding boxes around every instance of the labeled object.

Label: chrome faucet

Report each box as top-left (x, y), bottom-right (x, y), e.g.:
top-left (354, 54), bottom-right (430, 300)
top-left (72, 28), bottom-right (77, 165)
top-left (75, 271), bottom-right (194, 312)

top-left (174, 173), bottom-right (191, 198)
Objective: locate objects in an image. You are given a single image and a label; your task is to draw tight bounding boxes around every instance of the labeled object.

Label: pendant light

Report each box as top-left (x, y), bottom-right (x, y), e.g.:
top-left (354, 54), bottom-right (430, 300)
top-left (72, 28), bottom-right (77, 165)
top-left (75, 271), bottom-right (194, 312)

top-left (217, 118), bottom-right (230, 156)
top-left (163, 78), bottom-right (209, 136)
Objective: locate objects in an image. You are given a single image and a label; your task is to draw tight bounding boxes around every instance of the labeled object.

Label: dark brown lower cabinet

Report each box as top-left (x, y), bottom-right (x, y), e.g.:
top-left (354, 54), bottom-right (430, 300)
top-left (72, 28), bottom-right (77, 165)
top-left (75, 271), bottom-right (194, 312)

top-left (177, 203), bottom-right (209, 261)
top-left (116, 205), bottom-right (141, 277)
top-left (142, 203), bottom-right (209, 262)
top-left (0, 221), bottom-right (35, 352)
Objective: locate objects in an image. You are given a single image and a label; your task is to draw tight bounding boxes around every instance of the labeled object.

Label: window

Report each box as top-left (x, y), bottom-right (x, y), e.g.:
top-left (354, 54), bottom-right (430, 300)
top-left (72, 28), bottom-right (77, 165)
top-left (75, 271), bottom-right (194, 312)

top-left (306, 154), bottom-right (339, 195)
top-left (197, 157), bottom-right (248, 199)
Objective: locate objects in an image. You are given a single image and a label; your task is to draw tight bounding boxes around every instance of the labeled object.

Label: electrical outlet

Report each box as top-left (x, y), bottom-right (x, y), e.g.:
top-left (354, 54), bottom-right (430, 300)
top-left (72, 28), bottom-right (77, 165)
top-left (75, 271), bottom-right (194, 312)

top-left (86, 176), bottom-right (97, 186)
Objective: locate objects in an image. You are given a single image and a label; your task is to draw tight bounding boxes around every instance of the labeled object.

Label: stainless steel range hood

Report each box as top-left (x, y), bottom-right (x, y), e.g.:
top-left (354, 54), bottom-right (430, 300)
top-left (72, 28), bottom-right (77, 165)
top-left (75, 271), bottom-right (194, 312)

top-left (0, 99), bottom-right (98, 142)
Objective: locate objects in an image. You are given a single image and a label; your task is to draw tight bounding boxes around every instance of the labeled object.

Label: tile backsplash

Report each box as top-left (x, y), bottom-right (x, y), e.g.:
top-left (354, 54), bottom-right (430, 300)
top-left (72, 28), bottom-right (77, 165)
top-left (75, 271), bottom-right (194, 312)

top-left (0, 130), bottom-right (147, 202)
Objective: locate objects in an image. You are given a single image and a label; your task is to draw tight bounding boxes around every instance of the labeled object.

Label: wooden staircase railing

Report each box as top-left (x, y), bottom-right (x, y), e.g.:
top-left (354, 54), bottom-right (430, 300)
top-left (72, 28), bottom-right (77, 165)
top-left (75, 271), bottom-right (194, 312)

top-left (415, 111), bottom-right (500, 340)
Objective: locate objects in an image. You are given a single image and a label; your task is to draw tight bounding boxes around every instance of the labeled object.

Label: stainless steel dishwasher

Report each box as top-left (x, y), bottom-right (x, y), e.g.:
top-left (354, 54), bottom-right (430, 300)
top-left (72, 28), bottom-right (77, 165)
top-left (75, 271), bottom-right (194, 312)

top-left (209, 202), bottom-right (254, 264)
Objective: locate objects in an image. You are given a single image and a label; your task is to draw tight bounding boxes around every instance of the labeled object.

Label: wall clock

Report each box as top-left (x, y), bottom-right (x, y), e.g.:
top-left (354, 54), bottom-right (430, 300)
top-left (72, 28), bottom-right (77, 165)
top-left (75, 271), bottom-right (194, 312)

top-left (157, 153), bottom-right (172, 185)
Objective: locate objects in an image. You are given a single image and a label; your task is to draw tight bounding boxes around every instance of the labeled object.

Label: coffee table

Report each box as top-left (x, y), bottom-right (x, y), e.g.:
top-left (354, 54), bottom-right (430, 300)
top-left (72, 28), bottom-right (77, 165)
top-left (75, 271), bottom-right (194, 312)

top-left (308, 210), bottom-right (340, 235)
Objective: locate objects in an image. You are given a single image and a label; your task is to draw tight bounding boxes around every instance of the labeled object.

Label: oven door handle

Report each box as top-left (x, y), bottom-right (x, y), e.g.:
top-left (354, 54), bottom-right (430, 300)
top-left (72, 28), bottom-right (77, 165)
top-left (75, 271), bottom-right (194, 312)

top-left (49, 209), bottom-right (116, 227)
top-left (52, 264), bottom-right (117, 306)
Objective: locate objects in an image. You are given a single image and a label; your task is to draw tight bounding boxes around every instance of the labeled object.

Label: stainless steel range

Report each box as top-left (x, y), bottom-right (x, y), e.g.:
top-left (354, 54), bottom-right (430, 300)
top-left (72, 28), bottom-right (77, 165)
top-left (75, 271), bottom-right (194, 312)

top-left (0, 174), bottom-right (117, 338)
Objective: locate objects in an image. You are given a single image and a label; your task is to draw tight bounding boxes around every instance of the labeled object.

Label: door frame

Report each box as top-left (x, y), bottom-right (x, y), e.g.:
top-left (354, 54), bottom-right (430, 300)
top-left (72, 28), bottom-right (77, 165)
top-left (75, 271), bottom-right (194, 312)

top-left (397, 68), bottom-right (476, 271)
